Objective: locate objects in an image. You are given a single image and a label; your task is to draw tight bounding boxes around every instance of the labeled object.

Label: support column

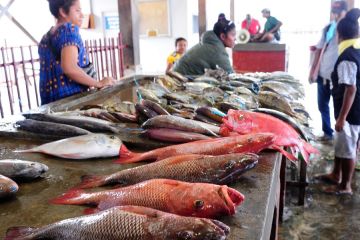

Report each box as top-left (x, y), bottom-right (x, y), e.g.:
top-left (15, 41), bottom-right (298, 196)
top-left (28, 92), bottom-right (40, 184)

top-left (230, 0), bottom-right (235, 22)
top-left (346, 0), bottom-right (355, 9)
top-left (198, 0), bottom-right (206, 39)
top-left (118, 0), bottom-right (140, 69)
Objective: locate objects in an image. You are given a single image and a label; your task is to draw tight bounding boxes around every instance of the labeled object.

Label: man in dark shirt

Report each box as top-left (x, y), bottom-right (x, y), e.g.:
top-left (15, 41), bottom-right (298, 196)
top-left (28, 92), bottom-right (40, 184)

top-left (253, 8), bottom-right (282, 42)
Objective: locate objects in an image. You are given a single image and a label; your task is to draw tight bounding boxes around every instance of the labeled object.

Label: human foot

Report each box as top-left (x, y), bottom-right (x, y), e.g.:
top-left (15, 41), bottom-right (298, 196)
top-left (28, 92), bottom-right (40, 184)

top-left (322, 185), bottom-right (353, 196)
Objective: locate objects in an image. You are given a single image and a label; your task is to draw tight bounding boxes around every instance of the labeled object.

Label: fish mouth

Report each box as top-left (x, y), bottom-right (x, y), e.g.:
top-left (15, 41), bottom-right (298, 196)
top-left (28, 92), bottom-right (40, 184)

top-left (210, 220), bottom-right (230, 236)
top-left (219, 186), bottom-right (244, 215)
top-left (217, 158), bottom-right (259, 184)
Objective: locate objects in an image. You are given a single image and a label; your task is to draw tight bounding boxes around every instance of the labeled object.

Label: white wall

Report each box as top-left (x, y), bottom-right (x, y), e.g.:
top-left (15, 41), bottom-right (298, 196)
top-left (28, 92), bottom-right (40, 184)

top-left (139, 0), bottom-right (197, 74)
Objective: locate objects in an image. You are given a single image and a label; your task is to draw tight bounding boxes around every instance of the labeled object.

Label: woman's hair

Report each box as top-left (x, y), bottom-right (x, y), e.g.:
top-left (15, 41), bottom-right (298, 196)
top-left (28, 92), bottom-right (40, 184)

top-left (48, 0), bottom-right (77, 19)
top-left (213, 17), bottom-right (236, 38)
top-left (337, 8), bottom-right (360, 40)
top-left (175, 37), bottom-right (187, 46)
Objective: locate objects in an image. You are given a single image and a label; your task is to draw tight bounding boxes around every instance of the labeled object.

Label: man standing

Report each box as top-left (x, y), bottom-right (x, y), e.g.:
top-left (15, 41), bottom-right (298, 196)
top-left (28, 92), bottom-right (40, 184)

top-left (241, 14), bottom-right (261, 37)
top-left (253, 8), bottom-right (282, 42)
top-left (309, 1), bottom-right (348, 142)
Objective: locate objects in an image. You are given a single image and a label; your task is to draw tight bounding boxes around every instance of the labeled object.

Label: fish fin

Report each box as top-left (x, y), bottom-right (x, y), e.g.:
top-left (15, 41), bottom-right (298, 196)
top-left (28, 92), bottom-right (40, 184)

top-left (299, 140), bottom-right (319, 164)
top-left (83, 207), bottom-right (100, 215)
top-left (49, 189), bottom-right (86, 205)
top-left (114, 144), bottom-right (150, 164)
top-left (5, 226), bottom-right (37, 240)
top-left (76, 175), bottom-right (105, 189)
top-left (271, 145), bottom-right (298, 163)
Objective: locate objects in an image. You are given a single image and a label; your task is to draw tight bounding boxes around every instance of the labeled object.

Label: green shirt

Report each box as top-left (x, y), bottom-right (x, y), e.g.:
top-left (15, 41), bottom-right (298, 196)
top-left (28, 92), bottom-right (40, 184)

top-left (264, 16), bottom-right (279, 32)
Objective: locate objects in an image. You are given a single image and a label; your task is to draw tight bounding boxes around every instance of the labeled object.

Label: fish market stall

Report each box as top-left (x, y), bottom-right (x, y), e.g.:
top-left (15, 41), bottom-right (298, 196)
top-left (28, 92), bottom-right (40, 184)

top-left (0, 71), bottom-right (314, 239)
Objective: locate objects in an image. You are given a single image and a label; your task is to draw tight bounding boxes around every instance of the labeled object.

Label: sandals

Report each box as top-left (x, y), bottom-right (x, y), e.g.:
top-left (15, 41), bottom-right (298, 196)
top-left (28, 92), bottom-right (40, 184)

top-left (322, 186), bottom-right (353, 196)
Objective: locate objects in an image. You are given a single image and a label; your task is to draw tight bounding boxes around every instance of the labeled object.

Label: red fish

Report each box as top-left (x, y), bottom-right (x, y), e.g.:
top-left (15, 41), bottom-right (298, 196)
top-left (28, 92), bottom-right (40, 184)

top-left (50, 179), bottom-right (244, 218)
top-left (117, 133), bottom-right (275, 164)
top-left (220, 110), bottom-right (318, 163)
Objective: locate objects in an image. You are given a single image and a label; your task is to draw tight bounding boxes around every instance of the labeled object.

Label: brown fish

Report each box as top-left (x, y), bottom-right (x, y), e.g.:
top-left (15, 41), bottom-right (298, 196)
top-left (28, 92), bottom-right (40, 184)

top-left (143, 128), bottom-right (212, 143)
top-left (76, 153), bottom-right (258, 189)
top-left (5, 206), bottom-right (229, 240)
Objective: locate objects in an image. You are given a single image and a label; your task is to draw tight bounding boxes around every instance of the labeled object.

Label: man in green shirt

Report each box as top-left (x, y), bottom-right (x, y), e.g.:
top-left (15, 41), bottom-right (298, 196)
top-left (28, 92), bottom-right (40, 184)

top-left (253, 8), bottom-right (282, 42)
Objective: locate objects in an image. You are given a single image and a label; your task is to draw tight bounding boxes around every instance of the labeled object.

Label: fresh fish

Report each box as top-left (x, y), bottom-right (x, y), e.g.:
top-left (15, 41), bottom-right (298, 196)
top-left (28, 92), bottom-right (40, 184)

top-left (156, 75), bottom-right (182, 90)
top-left (144, 128), bottom-right (212, 143)
top-left (194, 114), bottom-right (221, 126)
top-left (116, 133), bottom-right (275, 163)
top-left (15, 134), bottom-right (122, 160)
top-left (258, 91), bottom-right (297, 117)
top-left (164, 92), bottom-right (194, 103)
top-left (79, 104), bottom-right (103, 110)
top-left (51, 179), bottom-right (244, 218)
top-left (193, 76), bottom-right (220, 85)
top-left (230, 75), bottom-right (260, 84)
top-left (105, 101), bottom-right (136, 115)
top-left (218, 102), bottom-right (243, 113)
top-left (219, 84), bottom-right (236, 91)
top-left (23, 113), bottom-right (118, 133)
top-left (196, 107), bottom-right (226, 123)
top-left (261, 81), bottom-right (304, 100)
top-left (110, 112), bottom-right (137, 123)
top-left (143, 82), bottom-right (172, 97)
top-left (224, 94), bottom-right (257, 109)
top-left (204, 67), bottom-right (229, 82)
top-left (141, 115), bottom-right (220, 136)
top-left (203, 87), bottom-right (226, 102)
top-left (185, 82), bottom-right (214, 95)
top-left (15, 119), bottom-right (91, 137)
top-left (167, 70), bottom-right (188, 82)
top-left (0, 174), bottom-right (18, 199)
top-left (141, 99), bottom-right (170, 115)
top-left (135, 103), bottom-right (158, 119)
top-left (0, 160), bottom-right (49, 180)
top-left (220, 110), bottom-right (319, 163)
top-left (234, 87), bottom-right (256, 96)
top-left (136, 87), bottom-right (162, 103)
top-left (76, 153), bottom-right (258, 189)
top-left (5, 206), bottom-right (229, 240)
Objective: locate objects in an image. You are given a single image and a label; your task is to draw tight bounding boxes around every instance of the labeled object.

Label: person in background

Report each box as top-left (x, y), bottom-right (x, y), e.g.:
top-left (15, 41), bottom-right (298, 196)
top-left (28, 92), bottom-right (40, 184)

top-left (173, 16), bottom-right (236, 75)
top-left (241, 14), bottom-right (261, 37)
top-left (253, 8), bottom-right (282, 42)
top-left (165, 37), bottom-right (188, 73)
top-left (39, 0), bottom-right (115, 105)
top-left (315, 8), bottom-right (360, 196)
top-left (309, 1), bottom-right (348, 142)
top-left (218, 13), bottom-right (226, 21)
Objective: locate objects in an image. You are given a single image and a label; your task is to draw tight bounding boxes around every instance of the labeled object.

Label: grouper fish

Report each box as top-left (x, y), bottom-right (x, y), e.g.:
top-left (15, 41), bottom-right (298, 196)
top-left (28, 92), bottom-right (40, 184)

top-left (15, 134), bottom-right (122, 160)
top-left (75, 153), bottom-right (259, 189)
top-left (5, 206), bottom-right (229, 240)
top-left (51, 179), bottom-right (244, 218)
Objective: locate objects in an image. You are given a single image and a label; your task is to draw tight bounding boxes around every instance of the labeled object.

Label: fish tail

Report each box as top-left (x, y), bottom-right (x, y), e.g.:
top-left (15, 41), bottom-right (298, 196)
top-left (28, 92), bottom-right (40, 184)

top-left (5, 226), bottom-right (37, 240)
top-left (13, 149), bottom-right (35, 153)
top-left (114, 144), bottom-right (154, 164)
top-left (271, 145), bottom-right (298, 163)
top-left (49, 189), bottom-right (88, 205)
top-left (76, 175), bottom-right (105, 189)
top-left (299, 140), bottom-right (319, 164)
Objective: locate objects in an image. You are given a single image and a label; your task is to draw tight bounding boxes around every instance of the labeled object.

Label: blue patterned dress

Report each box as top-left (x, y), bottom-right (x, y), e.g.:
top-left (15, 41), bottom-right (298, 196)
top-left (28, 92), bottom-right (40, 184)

top-left (38, 23), bottom-right (89, 105)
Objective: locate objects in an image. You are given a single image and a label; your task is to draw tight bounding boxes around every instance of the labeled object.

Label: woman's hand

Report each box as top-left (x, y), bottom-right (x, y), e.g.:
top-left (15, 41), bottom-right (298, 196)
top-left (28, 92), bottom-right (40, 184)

top-left (96, 77), bottom-right (116, 89)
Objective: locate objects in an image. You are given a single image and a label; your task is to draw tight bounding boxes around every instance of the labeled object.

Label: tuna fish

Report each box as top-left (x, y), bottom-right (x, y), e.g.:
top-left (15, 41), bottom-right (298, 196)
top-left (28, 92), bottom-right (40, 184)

top-left (51, 179), bottom-right (244, 218)
top-left (5, 206), bottom-right (229, 240)
top-left (15, 134), bottom-right (122, 160)
top-left (0, 160), bottom-right (49, 180)
top-left (116, 133), bottom-right (275, 164)
top-left (76, 153), bottom-right (258, 189)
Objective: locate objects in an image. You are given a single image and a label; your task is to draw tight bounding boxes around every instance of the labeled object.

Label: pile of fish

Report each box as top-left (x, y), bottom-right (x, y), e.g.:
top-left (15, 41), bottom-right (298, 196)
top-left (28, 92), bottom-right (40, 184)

top-left (0, 159), bottom-right (48, 199)
top-left (5, 69), bottom-right (317, 239)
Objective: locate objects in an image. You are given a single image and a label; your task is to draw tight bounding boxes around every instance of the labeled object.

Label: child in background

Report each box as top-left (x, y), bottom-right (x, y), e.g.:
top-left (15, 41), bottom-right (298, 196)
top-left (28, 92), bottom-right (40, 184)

top-left (166, 37), bottom-right (187, 73)
top-left (315, 8), bottom-right (360, 195)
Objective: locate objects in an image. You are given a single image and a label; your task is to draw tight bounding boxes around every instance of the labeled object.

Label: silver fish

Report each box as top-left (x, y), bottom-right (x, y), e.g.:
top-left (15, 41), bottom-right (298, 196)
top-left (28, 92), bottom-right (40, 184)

top-left (0, 174), bottom-right (18, 199)
top-left (15, 134), bottom-right (122, 159)
top-left (0, 160), bottom-right (48, 180)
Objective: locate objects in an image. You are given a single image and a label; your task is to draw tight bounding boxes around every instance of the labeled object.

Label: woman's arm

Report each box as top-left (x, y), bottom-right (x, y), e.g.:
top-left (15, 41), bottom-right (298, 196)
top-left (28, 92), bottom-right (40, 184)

top-left (61, 46), bottom-right (114, 88)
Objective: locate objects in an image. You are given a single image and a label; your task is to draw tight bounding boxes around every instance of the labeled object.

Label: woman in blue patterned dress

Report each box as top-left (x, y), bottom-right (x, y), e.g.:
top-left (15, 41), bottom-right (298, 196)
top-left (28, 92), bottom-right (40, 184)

top-left (39, 0), bottom-right (115, 105)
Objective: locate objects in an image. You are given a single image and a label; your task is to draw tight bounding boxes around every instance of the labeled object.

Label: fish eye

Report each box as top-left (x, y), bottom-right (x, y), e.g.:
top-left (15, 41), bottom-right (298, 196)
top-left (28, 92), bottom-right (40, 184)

top-left (177, 231), bottom-right (193, 240)
top-left (110, 136), bottom-right (115, 139)
top-left (194, 200), bottom-right (204, 209)
top-left (224, 160), bottom-right (236, 170)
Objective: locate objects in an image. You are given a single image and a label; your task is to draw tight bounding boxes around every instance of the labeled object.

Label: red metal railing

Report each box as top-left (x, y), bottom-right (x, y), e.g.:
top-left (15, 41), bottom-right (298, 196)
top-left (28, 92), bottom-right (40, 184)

top-left (0, 33), bottom-right (125, 119)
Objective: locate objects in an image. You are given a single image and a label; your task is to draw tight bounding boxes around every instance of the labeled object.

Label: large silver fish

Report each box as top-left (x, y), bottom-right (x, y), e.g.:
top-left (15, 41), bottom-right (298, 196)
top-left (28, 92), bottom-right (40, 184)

top-left (0, 160), bottom-right (48, 180)
top-left (5, 206), bottom-right (229, 240)
top-left (15, 134), bottom-right (122, 159)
